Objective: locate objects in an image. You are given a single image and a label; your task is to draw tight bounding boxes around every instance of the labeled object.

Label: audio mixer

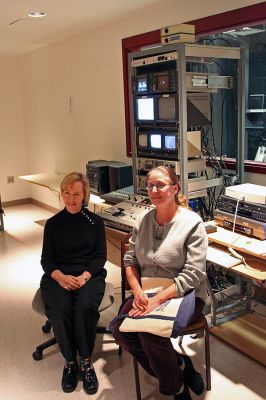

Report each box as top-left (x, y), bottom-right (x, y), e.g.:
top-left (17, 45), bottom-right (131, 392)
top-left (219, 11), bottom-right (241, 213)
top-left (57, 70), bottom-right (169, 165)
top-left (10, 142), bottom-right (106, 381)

top-left (97, 195), bottom-right (154, 232)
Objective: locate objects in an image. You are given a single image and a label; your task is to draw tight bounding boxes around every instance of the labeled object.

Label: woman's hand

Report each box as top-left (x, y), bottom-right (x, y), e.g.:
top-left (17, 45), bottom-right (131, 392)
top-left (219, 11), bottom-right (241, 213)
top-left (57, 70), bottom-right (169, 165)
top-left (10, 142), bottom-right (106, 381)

top-left (129, 289), bottom-right (148, 316)
top-left (129, 294), bottom-right (161, 317)
top-left (58, 275), bottom-right (80, 291)
top-left (76, 271), bottom-right (92, 288)
top-left (51, 270), bottom-right (80, 291)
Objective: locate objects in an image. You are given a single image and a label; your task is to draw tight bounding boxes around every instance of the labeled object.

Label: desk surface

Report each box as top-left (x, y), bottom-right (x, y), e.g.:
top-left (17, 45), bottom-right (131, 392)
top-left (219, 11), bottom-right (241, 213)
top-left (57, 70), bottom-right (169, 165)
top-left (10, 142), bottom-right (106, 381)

top-left (207, 225), bottom-right (266, 281)
top-left (19, 173), bottom-right (106, 206)
top-left (207, 225), bottom-right (266, 259)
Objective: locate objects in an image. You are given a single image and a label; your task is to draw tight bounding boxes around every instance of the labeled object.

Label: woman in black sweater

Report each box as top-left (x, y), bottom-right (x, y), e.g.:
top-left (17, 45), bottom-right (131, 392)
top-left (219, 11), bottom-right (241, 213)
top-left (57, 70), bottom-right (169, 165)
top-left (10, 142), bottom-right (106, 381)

top-left (40, 172), bottom-right (106, 394)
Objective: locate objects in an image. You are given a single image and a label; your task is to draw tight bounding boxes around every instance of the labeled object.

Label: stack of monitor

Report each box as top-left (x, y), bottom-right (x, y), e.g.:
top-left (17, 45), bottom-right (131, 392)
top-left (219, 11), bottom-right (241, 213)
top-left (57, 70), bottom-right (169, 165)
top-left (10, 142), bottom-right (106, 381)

top-left (133, 70), bottom-right (211, 161)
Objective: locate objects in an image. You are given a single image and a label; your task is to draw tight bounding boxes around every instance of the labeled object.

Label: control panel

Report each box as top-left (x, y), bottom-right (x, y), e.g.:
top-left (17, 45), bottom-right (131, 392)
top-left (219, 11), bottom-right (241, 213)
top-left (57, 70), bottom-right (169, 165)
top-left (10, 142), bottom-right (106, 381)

top-left (136, 157), bottom-right (206, 174)
top-left (97, 195), bottom-right (153, 232)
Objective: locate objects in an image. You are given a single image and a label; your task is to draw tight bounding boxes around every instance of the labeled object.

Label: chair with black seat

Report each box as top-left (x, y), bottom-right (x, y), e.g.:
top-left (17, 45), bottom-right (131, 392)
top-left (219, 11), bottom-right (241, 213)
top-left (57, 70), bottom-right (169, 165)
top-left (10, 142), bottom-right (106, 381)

top-left (120, 233), bottom-right (211, 400)
top-left (32, 282), bottom-right (115, 361)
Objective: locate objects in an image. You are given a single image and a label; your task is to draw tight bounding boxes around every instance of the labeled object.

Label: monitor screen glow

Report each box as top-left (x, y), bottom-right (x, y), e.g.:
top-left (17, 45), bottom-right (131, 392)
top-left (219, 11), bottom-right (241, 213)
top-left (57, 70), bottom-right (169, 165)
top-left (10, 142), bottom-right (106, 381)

top-left (137, 98), bottom-right (154, 121)
top-left (137, 77), bottom-right (148, 93)
top-left (150, 134), bottom-right (162, 149)
top-left (165, 135), bottom-right (176, 150)
top-left (157, 74), bottom-right (169, 91)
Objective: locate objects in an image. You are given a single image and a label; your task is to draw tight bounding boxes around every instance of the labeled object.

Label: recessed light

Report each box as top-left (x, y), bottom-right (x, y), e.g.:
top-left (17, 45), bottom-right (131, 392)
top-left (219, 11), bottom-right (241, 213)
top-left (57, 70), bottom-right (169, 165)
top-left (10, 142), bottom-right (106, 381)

top-left (28, 12), bottom-right (47, 18)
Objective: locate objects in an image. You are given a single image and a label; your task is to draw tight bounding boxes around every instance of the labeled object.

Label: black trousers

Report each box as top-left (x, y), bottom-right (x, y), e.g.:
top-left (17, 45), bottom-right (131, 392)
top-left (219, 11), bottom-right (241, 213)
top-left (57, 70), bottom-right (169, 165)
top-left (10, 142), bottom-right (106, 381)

top-left (41, 270), bottom-right (106, 362)
top-left (112, 296), bottom-right (204, 395)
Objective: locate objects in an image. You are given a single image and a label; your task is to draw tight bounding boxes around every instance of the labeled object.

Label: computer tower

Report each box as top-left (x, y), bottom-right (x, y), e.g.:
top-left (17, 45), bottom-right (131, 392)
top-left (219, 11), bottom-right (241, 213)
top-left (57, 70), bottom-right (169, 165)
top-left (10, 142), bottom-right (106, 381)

top-left (108, 163), bottom-right (133, 192)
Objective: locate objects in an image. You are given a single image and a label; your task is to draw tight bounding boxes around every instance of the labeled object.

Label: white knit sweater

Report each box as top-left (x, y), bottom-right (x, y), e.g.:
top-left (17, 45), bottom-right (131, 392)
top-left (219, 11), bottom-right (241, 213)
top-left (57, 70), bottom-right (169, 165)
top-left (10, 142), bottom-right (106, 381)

top-left (124, 207), bottom-right (208, 301)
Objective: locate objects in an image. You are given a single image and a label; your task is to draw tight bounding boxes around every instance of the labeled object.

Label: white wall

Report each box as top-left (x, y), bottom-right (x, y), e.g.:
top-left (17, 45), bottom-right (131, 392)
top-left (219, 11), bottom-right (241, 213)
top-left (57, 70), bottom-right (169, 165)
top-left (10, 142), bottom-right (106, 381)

top-left (0, 57), bottom-right (29, 202)
top-left (1, 0), bottom-right (264, 206)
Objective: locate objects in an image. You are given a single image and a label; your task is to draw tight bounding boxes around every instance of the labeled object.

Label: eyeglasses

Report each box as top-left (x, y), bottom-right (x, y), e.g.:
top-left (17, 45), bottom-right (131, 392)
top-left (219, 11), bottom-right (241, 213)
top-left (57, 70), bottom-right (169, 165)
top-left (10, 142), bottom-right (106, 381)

top-left (146, 183), bottom-right (173, 191)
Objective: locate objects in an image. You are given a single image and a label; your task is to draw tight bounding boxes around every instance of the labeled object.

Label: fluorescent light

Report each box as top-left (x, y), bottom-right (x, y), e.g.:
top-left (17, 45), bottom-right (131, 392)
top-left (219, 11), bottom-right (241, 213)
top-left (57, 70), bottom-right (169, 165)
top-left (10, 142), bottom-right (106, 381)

top-left (28, 12), bottom-right (47, 18)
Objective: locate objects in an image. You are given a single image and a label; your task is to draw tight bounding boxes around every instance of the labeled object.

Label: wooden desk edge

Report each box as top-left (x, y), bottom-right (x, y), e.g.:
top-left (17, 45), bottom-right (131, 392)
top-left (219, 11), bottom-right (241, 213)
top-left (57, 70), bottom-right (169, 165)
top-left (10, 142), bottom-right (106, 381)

top-left (208, 236), bottom-right (266, 261)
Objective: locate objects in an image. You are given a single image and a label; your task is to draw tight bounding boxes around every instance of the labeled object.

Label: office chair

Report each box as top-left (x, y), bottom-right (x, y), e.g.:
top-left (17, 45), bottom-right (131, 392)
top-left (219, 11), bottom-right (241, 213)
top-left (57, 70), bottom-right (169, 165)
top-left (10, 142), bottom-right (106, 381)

top-left (0, 195), bottom-right (4, 231)
top-left (120, 234), bottom-right (211, 400)
top-left (32, 282), bottom-right (115, 361)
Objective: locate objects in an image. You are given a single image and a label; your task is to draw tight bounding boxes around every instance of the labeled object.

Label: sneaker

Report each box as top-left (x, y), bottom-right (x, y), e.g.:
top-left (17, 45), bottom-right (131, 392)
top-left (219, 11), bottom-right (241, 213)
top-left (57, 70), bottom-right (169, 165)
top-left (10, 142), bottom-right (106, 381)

top-left (80, 359), bottom-right (99, 395)
top-left (182, 354), bottom-right (205, 395)
top-left (61, 362), bottom-right (78, 393)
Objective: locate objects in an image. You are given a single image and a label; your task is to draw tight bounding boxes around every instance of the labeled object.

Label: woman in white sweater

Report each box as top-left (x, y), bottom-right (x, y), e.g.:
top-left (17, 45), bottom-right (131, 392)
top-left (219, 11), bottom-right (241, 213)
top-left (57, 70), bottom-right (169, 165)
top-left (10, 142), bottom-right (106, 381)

top-left (112, 166), bottom-right (208, 400)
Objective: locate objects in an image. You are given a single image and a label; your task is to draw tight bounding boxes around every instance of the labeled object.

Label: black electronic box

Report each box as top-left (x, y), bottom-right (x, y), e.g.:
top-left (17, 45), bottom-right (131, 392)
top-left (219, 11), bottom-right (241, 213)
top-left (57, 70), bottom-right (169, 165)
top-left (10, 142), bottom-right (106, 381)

top-left (217, 195), bottom-right (266, 223)
top-left (86, 160), bottom-right (132, 195)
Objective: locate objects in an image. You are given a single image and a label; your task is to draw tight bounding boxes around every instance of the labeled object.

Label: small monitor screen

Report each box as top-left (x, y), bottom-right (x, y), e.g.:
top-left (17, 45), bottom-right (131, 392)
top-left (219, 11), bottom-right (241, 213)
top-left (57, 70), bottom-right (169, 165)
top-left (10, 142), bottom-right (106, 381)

top-left (138, 133), bottom-right (148, 147)
top-left (158, 96), bottom-right (176, 120)
top-left (137, 77), bottom-right (148, 93)
top-left (165, 135), bottom-right (176, 150)
top-left (150, 134), bottom-right (162, 149)
top-left (157, 74), bottom-right (169, 91)
top-left (137, 98), bottom-right (154, 121)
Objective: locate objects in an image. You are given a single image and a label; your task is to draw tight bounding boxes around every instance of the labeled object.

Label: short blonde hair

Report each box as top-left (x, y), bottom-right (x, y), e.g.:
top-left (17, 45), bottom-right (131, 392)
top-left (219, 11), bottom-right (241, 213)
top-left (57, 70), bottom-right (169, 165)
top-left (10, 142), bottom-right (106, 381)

top-left (60, 172), bottom-right (90, 203)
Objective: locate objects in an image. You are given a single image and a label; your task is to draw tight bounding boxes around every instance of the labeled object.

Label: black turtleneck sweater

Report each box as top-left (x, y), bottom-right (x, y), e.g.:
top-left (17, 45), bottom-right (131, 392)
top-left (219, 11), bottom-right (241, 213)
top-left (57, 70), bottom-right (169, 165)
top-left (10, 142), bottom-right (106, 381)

top-left (41, 207), bottom-right (107, 277)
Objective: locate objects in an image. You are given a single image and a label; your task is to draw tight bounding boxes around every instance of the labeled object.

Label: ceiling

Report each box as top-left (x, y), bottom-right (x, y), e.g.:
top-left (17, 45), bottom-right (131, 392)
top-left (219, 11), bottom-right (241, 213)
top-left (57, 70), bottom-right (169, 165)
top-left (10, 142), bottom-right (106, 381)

top-left (0, 0), bottom-right (165, 56)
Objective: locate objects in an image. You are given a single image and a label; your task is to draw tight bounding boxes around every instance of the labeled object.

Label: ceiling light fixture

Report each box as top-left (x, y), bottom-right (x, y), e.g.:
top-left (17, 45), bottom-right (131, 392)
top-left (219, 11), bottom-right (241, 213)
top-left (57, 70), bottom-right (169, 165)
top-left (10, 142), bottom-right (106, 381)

top-left (28, 12), bottom-right (47, 18)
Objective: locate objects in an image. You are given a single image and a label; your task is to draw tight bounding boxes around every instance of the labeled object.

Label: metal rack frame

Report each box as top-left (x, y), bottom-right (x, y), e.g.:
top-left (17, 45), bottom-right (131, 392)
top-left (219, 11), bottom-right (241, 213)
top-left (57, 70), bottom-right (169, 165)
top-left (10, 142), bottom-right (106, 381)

top-left (128, 42), bottom-right (245, 197)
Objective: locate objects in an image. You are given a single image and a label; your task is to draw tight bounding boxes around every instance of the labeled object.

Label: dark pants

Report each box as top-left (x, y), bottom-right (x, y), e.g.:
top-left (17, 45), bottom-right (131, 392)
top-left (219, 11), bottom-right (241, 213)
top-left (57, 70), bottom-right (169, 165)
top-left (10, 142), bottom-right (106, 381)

top-left (41, 271), bottom-right (106, 362)
top-left (112, 296), bottom-right (204, 395)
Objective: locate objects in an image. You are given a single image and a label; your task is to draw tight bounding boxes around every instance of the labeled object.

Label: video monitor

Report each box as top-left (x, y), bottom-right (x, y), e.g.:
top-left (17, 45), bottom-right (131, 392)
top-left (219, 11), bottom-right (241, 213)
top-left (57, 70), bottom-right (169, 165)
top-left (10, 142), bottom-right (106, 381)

top-left (138, 132), bottom-right (148, 148)
top-left (136, 97), bottom-right (155, 121)
top-left (150, 133), bottom-right (162, 149)
top-left (158, 96), bottom-right (176, 121)
top-left (136, 76), bottom-right (148, 93)
top-left (157, 73), bottom-right (169, 91)
top-left (164, 135), bottom-right (176, 150)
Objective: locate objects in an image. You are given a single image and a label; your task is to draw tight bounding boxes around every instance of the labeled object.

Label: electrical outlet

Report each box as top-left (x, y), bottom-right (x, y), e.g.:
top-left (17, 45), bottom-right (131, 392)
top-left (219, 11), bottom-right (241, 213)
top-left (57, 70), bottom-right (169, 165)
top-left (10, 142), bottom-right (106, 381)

top-left (7, 176), bottom-right (14, 184)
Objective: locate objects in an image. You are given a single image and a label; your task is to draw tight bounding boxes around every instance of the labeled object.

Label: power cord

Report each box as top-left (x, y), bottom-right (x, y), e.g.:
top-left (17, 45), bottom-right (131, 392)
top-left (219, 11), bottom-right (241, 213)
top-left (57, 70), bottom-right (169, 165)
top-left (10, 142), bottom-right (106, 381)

top-left (226, 195), bottom-right (253, 268)
top-left (227, 198), bottom-right (265, 272)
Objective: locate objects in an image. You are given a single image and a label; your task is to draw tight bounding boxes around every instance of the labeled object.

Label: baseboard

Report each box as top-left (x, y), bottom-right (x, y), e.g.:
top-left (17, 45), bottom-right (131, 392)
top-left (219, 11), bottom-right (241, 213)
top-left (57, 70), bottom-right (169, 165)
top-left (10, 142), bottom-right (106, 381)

top-left (2, 198), bottom-right (59, 214)
top-left (30, 199), bottom-right (59, 213)
top-left (2, 198), bottom-right (31, 207)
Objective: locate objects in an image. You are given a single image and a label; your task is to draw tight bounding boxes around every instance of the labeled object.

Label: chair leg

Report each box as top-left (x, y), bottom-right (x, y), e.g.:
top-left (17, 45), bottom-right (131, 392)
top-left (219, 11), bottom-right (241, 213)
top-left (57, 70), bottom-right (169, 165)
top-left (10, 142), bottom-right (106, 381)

top-left (36, 337), bottom-right (57, 352)
top-left (42, 320), bottom-right (52, 333)
top-left (204, 327), bottom-right (211, 390)
top-left (32, 337), bottom-right (57, 361)
top-left (133, 358), bottom-right (141, 400)
top-left (177, 335), bottom-right (183, 345)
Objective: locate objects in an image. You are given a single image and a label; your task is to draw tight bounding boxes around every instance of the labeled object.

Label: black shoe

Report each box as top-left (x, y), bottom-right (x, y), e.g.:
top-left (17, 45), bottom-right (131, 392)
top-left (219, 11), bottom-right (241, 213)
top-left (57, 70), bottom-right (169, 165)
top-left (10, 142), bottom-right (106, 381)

top-left (182, 354), bottom-right (205, 395)
top-left (61, 362), bottom-right (78, 393)
top-left (174, 385), bottom-right (192, 400)
top-left (80, 359), bottom-right (99, 395)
